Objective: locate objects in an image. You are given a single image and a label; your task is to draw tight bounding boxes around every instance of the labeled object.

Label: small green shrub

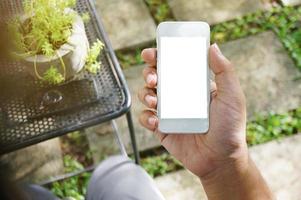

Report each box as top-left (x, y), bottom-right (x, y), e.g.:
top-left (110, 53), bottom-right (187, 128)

top-left (116, 48), bottom-right (145, 69)
top-left (8, 0), bottom-right (104, 84)
top-left (8, 0), bottom-right (76, 85)
top-left (10, 0), bottom-right (76, 56)
top-left (141, 153), bottom-right (182, 177)
top-left (144, 0), bottom-right (174, 24)
top-left (85, 39), bottom-right (105, 74)
top-left (247, 108), bottom-right (301, 145)
top-left (50, 155), bottom-right (91, 200)
top-left (42, 66), bottom-right (65, 85)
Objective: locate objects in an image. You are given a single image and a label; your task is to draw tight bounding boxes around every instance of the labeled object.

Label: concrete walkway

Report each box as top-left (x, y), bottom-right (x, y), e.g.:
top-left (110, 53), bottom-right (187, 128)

top-left (95, 0), bottom-right (156, 50)
top-left (168, 0), bottom-right (269, 25)
top-left (0, 138), bottom-right (64, 183)
top-left (155, 133), bottom-right (301, 200)
top-left (281, 0), bottom-right (301, 5)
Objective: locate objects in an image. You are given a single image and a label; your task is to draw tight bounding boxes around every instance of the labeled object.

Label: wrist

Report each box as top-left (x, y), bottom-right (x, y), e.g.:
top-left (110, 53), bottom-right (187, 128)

top-left (199, 142), bottom-right (250, 198)
top-left (199, 137), bottom-right (250, 181)
top-left (199, 147), bottom-right (250, 184)
top-left (200, 154), bottom-right (274, 200)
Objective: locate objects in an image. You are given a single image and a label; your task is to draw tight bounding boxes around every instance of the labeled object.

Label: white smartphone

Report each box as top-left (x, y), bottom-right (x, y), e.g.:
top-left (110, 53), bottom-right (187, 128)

top-left (157, 21), bottom-right (210, 133)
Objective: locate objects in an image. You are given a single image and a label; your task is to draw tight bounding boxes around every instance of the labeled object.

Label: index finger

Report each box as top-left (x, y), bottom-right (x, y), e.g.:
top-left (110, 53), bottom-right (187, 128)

top-left (141, 48), bottom-right (157, 67)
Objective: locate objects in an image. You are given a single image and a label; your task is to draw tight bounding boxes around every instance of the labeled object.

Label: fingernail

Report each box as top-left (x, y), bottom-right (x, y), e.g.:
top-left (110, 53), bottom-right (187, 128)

top-left (147, 74), bottom-right (156, 84)
top-left (213, 43), bottom-right (223, 57)
top-left (148, 116), bottom-right (157, 126)
top-left (142, 48), bottom-right (152, 55)
top-left (145, 95), bottom-right (156, 105)
top-left (142, 48), bottom-right (149, 54)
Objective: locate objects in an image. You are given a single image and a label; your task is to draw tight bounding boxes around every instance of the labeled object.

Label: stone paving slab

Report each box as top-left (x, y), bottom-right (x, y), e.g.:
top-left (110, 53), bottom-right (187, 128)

top-left (281, 0), bottom-right (301, 5)
top-left (168, 0), bottom-right (267, 25)
top-left (0, 138), bottom-right (64, 183)
top-left (155, 170), bottom-right (207, 200)
top-left (250, 134), bottom-right (301, 199)
top-left (155, 133), bottom-right (301, 199)
top-left (95, 0), bottom-right (156, 50)
top-left (85, 122), bottom-right (122, 163)
top-left (220, 31), bottom-right (301, 119)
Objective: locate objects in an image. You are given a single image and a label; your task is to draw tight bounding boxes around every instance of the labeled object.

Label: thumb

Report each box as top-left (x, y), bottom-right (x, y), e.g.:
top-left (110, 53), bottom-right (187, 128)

top-left (209, 43), bottom-right (233, 75)
top-left (209, 44), bottom-right (244, 100)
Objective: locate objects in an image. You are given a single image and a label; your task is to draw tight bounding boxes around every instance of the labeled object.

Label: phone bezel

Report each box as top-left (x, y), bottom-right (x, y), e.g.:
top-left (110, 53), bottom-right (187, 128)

top-left (157, 21), bottom-right (210, 133)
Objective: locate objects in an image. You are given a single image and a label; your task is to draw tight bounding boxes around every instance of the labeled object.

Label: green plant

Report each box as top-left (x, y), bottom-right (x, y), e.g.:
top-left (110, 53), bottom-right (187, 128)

top-left (272, 7), bottom-right (301, 70)
top-left (211, 10), bottom-right (269, 43)
top-left (247, 108), bottom-right (301, 145)
top-left (144, 0), bottom-right (174, 24)
top-left (116, 49), bottom-right (144, 69)
top-left (81, 13), bottom-right (91, 24)
top-left (141, 153), bottom-right (182, 177)
top-left (8, 0), bottom-right (104, 84)
top-left (85, 39), bottom-right (105, 74)
top-left (50, 155), bottom-right (91, 200)
top-left (7, 0), bottom-right (76, 84)
top-left (42, 66), bottom-right (65, 85)
top-left (14, 0), bottom-right (77, 56)
top-left (116, 43), bottom-right (156, 69)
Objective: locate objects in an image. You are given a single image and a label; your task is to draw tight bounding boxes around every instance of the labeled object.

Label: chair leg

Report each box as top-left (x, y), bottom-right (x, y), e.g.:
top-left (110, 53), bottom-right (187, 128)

top-left (126, 110), bottom-right (140, 164)
top-left (111, 120), bottom-right (127, 157)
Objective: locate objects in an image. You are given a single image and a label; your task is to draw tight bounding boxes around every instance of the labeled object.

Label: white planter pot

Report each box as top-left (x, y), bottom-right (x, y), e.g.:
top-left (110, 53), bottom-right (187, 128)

top-left (21, 9), bottom-right (89, 81)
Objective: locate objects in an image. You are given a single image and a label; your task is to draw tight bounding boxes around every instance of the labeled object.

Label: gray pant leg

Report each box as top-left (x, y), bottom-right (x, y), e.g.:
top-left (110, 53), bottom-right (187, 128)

top-left (86, 155), bottom-right (165, 200)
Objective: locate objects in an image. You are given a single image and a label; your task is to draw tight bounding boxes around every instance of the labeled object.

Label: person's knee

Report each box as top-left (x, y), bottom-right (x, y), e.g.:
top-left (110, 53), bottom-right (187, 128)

top-left (86, 155), bottom-right (164, 200)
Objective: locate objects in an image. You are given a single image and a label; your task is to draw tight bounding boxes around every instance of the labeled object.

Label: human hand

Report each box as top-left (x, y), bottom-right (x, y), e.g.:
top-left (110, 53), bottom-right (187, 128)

top-left (138, 44), bottom-right (248, 178)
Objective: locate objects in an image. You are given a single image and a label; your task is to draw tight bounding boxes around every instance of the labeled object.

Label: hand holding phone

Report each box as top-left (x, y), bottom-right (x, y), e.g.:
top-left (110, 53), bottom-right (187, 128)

top-left (139, 36), bottom-right (247, 178)
top-left (139, 23), bottom-right (272, 199)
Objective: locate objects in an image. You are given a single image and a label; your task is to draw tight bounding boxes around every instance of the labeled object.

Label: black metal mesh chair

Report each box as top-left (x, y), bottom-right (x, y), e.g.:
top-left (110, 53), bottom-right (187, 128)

top-left (0, 0), bottom-right (140, 183)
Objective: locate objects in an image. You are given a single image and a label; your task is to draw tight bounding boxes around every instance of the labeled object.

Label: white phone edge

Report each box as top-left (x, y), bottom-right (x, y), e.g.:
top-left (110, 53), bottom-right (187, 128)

top-left (156, 21), bottom-right (210, 134)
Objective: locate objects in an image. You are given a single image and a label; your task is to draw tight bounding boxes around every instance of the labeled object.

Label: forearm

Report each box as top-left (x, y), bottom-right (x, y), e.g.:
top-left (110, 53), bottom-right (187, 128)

top-left (200, 155), bottom-right (274, 200)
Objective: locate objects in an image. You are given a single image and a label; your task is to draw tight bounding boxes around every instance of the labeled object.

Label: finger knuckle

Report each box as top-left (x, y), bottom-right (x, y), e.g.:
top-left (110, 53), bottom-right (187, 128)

top-left (138, 113), bottom-right (145, 125)
top-left (137, 89), bottom-right (144, 100)
top-left (142, 67), bottom-right (149, 76)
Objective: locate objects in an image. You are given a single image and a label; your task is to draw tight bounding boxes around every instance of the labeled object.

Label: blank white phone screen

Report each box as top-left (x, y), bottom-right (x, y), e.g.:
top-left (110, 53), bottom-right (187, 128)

top-left (160, 36), bottom-right (208, 119)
